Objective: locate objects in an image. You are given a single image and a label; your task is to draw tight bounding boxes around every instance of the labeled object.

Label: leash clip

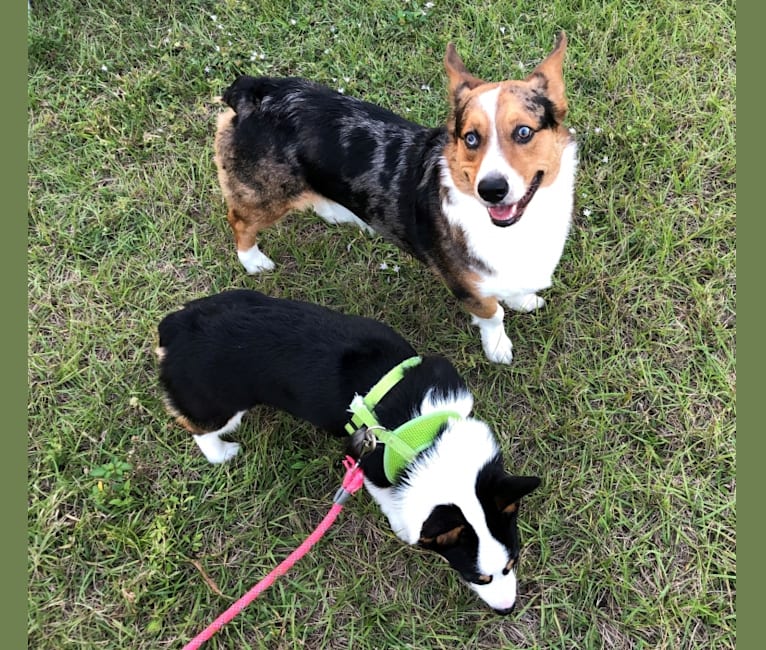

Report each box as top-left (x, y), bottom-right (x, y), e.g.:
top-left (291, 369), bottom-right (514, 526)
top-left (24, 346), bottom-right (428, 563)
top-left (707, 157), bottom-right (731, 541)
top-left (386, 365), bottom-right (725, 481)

top-left (334, 455), bottom-right (366, 504)
top-left (348, 426), bottom-right (380, 461)
top-left (358, 427), bottom-right (379, 458)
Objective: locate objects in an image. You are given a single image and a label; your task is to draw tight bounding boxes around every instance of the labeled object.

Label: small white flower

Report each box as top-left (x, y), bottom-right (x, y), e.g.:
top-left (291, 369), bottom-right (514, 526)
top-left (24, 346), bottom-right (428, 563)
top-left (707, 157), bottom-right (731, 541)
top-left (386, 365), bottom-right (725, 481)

top-left (518, 62), bottom-right (525, 70)
top-left (425, 1), bottom-right (435, 7)
top-left (259, 53), bottom-right (266, 60)
top-left (209, 14), bottom-right (217, 21)
top-left (392, 265), bottom-right (400, 273)
top-left (602, 155), bottom-right (609, 163)
top-left (379, 262), bottom-right (388, 270)
top-left (569, 127), bottom-right (576, 134)
top-left (338, 87), bottom-right (345, 94)
top-left (289, 18), bottom-right (297, 25)
top-left (594, 127), bottom-right (602, 134)
top-left (330, 25), bottom-right (336, 32)
top-left (204, 66), bottom-right (211, 73)
top-left (100, 64), bottom-right (108, 72)
top-left (500, 26), bottom-right (506, 34)
top-left (324, 48), bottom-right (330, 55)
top-left (214, 45), bottom-right (220, 52)
top-left (420, 83), bottom-right (430, 91)
top-left (582, 208), bottom-right (592, 217)
top-left (405, 107), bottom-right (411, 112)
top-left (344, 76), bottom-right (350, 83)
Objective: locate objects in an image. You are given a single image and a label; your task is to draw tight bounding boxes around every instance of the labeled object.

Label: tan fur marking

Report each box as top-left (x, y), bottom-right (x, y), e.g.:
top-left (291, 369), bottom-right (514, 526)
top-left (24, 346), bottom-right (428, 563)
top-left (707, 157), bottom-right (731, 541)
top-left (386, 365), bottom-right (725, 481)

top-left (436, 524), bottom-right (465, 547)
top-left (175, 414), bottom-right (205, 434)
top-left (154, 346), bottom-right (166, 362)
top-left (424, 249), bottom-right (498, 318)
top-left (502, 502), bottom-right (518, 514)
top-left (454, 270), bottom-right (499, 320)
top-left (214, 108), bottom-right (315, 253)
top-left (494, 85), bottom-right (571, 189)
top-left (419, 524), bottom-right (465, 547)
top-left (159, 394), bottom-right (206, 434)
top-left (445, 33), bottom-right (572, 193)
top-left (445, 90), bottom-right (499, 196)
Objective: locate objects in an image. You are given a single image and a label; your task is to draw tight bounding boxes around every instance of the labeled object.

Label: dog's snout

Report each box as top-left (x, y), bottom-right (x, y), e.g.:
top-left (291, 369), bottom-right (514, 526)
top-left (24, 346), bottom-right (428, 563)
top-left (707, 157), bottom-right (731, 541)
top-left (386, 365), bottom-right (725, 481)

top-left (493, 602), bottom-right (516, 616)
top-left (477, 176), bottom-right (509, 203)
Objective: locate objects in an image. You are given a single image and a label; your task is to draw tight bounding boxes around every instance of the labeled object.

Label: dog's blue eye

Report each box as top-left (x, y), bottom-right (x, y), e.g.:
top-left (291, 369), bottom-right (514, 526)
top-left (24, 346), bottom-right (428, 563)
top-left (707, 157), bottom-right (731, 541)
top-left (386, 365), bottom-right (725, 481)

top-left (464, 131), bottom-right (481, 149)
top-left (513, 125), bottom-right (534, 144)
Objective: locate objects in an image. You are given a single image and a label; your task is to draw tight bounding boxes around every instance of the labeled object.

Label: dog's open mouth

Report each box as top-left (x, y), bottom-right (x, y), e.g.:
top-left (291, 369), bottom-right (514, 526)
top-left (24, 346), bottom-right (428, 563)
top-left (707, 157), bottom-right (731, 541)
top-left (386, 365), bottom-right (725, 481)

top-left (487, 171), bottom-right (544, 227)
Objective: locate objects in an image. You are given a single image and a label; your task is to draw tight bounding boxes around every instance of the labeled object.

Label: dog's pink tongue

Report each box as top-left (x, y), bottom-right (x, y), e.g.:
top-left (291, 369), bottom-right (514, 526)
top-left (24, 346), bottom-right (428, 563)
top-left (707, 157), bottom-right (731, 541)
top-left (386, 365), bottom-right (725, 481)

top-left (488, 205), bottom-right (516, 222)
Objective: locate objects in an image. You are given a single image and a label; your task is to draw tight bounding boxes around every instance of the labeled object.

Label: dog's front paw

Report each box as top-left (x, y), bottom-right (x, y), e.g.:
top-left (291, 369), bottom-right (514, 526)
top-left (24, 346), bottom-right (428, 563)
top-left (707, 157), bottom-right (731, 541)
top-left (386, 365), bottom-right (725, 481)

top-left (506, 293), bottom-right (545, 313)
top-left (482, 332), bottom-right (514, 365)
top-left (238, 246), bottom-right (275, 274)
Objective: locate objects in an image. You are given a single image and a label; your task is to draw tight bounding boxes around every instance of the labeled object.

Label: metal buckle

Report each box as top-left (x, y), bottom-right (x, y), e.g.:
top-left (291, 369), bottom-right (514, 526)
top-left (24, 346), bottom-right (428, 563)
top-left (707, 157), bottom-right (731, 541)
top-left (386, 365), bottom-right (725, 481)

top-left (349, 426), bottom-right (381, 459)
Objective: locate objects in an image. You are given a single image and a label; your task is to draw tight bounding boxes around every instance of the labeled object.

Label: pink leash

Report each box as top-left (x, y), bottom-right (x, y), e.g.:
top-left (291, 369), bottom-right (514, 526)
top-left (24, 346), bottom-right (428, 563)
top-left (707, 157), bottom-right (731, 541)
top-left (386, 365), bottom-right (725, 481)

top-left (182, 456), bottom-right (366, 650)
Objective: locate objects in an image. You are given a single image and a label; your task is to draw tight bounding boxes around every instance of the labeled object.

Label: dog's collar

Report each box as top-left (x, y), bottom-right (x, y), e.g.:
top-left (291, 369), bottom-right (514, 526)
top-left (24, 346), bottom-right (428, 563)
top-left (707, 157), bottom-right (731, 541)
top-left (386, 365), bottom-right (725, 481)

top-left (345, 356), bottom-right (460, 483)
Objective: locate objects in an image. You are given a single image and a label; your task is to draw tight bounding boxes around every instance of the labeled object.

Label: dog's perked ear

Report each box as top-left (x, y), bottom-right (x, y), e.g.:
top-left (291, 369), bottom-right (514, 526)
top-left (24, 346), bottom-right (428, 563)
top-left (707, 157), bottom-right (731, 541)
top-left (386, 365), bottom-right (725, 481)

top-left (418, 504), bottom-right (468, 549)
top-left (526, 31), bottom-right (569, 123)
top-left (444, 43), bottom-right (486, 101)
top-left (493, 475), bottom-right (542, 513)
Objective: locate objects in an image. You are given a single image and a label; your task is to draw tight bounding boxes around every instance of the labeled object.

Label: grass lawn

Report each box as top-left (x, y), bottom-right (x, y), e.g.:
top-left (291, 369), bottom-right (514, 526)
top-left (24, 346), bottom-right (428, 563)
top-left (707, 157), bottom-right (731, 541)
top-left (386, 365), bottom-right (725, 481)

top-left (28, 1), bottom-right (735, 648)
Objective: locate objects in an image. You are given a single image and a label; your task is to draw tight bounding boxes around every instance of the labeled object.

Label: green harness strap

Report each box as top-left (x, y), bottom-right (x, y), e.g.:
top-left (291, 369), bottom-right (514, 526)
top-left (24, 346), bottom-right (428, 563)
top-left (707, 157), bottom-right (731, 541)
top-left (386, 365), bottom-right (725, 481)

top-left (344, 356), bottom-right (460, 483)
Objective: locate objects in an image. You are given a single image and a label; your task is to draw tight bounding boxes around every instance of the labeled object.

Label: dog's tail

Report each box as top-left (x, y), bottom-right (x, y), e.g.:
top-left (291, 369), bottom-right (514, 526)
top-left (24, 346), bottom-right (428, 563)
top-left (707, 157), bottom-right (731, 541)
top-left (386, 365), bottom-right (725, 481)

top-left (222, 75), bottom-right (280, 119)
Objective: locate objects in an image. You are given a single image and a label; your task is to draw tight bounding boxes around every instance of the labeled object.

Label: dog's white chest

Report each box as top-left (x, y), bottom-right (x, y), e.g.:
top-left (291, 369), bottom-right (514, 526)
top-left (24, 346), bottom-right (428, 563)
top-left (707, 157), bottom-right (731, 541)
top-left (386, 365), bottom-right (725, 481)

top-left (441, 142), bottom-right (577, 300)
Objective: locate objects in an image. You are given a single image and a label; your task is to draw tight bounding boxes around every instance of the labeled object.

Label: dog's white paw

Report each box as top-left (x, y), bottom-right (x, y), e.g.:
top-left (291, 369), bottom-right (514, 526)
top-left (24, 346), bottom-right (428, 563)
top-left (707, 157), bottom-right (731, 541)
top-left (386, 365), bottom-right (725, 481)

top-left (238, 246), bottom-right (275, 274)
top-left (506, 293), bottom-right (545, 313)
top-left (312, 199), bottom-right (373, 233)
top-left (194, 432), bottom-right (242, 464)
top-left (472, 305), bottom-right (514, 364)
top-left (207, 440), bottom-right (241, 464)
top-left (482, 332), bottom-right (514, 365)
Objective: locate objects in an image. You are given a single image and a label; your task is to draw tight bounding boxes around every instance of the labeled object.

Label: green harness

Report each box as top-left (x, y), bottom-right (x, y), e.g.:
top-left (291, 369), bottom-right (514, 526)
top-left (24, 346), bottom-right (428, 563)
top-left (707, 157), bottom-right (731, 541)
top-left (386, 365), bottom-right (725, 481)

top-left (344, 356), bottom-right (460, 483)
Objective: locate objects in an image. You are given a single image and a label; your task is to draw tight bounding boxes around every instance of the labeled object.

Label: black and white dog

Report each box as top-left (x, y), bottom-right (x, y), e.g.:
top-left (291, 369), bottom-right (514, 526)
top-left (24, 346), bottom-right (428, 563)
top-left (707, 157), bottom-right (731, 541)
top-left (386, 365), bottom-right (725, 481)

top-left (156, 290), bottom-right (540, 613)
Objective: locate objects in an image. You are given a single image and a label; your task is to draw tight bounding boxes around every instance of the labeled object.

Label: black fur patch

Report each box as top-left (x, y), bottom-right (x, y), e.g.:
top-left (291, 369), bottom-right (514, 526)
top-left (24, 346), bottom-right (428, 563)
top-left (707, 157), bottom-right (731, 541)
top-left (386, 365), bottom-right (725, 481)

top-left (158, 289), bottom-right (467, 489)
top-left (526, 91), bottom-right (558, 130)
top-left (158, 289), bottom-right (416, 434)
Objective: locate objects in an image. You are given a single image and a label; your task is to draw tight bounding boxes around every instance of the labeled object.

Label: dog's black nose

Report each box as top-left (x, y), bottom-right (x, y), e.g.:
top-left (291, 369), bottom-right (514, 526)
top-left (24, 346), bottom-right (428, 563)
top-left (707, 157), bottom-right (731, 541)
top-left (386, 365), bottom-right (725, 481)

top-left (477, 175), bottom-right (509, 203)
top-left (493, 603), bottom-right (516, 616)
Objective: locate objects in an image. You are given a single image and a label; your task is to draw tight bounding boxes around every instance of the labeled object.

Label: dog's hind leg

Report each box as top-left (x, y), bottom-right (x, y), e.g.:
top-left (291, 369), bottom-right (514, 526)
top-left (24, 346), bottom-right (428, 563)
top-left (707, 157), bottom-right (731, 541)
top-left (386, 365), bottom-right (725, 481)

top-left (191, 411), bottom-right (246, 464)
top-left (226, 193), bottom-right (320, 273)
top-left (227, 207), bottom-right (277, 273)
top-left (504, 293), bottom-right (546, 313)
top-left (312, 198), bottom-right (375, 234)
